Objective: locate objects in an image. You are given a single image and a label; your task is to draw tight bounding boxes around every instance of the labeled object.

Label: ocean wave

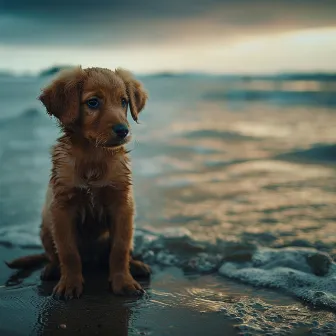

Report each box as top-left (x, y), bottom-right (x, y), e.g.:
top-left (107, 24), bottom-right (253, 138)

top-left (2, 225), bottom-right (335, 311)
top-left (219, 248), bottom-right (336, 310)
top-left (204, 90), bottom-right (336, 107)
top-left (0, 107), bottom-right (44, 125)
top-left (126, 229), bottom-right (336, 311)
top-left (184, 129), bottom-right (257, 141)
top-left (275, 144), bottom-right (336, 165)
top-left (0, 224), bottom-right (41, 249)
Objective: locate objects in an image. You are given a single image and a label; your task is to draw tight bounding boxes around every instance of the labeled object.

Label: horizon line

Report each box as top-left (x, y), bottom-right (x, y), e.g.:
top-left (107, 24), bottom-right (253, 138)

top-left (1, 65), bottom-right (336, 78)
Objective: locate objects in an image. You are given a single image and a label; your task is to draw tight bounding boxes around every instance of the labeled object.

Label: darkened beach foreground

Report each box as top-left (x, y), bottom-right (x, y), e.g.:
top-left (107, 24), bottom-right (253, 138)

top-left (0, 72), bottom-right (336, 335)
top-left (0, 245), bottom-right (318, 336)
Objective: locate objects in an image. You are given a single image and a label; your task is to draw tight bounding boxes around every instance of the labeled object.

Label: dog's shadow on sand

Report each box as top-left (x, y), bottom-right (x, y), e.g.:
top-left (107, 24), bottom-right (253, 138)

top-left (5, 264), bottom-right (152, 335)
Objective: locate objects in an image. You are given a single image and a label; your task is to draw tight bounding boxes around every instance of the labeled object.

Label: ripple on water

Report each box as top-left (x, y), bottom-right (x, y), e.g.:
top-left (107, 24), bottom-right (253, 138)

top-left (148, 286), bottom-right (336, 336)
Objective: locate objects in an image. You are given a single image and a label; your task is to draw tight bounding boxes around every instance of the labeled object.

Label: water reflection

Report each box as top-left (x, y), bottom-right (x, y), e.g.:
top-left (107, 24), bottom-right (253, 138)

top-left (34, 275), bottom-right (134, 336)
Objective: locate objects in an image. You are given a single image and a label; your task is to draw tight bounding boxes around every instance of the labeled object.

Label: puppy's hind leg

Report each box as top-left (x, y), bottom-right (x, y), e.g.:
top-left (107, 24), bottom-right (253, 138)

top-left (129, 258), bottom-right (151, 279)
top-left (40, 225), bottom-right (60, 281)
top-left (96, 233), bottom-right (151, 279)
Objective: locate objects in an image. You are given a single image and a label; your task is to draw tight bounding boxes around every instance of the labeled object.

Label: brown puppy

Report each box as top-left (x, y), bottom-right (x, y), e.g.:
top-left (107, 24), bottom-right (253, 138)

top-left (6, 66), bottom-right (150, 299)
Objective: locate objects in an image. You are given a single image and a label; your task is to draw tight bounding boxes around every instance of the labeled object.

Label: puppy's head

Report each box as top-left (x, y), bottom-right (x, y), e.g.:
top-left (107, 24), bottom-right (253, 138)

top-left (39, 66), bottom-right (148, 148)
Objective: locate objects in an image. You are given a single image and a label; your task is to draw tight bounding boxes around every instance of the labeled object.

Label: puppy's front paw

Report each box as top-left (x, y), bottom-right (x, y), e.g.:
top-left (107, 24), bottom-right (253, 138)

top-left (53, 275), bottom-right (84, 300)
top-left (109, 272), bottom-right (144, 296)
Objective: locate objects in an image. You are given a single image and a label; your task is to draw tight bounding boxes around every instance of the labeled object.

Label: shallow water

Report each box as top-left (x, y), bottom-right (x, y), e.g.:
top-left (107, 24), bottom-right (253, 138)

top-left (0, 74), bottom-right (336, 335)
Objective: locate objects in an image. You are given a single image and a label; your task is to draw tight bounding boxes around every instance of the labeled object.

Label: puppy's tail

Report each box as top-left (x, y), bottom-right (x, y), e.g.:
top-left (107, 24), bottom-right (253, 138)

top-left (5, 253), bottom-right (48, 269)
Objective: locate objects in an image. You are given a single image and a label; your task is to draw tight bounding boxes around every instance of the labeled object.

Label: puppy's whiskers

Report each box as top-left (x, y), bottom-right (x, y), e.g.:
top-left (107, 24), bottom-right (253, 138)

top-left (126, 134), bottom-right (140, 154)
top-left (95, 134), bottom-right (105, 147)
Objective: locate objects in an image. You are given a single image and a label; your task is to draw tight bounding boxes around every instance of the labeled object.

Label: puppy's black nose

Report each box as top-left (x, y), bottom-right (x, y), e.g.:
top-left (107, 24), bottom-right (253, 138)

top-left (113, 124), bottom-right (129, 139)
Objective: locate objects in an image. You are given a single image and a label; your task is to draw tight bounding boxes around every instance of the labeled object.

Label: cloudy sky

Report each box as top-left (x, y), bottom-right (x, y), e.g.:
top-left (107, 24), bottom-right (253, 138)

top-left (0, 0), bottom-right (335, 74)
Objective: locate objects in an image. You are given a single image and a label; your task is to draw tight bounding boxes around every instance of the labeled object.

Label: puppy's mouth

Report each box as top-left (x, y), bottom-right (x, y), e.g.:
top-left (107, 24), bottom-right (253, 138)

top-left (103, 137), bottom-right (130, 148)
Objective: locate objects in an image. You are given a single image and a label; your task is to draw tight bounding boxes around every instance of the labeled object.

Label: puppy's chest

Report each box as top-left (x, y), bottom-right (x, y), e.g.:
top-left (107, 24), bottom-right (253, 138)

top-left (75, 162), bottom-right (112, 189)
top-left (74, 165), bottom-right (110, 217)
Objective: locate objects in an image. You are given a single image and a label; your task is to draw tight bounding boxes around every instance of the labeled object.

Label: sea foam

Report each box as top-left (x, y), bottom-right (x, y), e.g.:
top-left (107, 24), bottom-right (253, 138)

top-left (1, 225), bottom-right (335, 312)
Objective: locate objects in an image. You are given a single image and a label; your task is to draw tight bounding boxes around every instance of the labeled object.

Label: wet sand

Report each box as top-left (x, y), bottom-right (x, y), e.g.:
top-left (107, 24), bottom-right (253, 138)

top-left (0, 246), bottom-right (236, 336)
top-left (1, 245), bottom-right (328, 336)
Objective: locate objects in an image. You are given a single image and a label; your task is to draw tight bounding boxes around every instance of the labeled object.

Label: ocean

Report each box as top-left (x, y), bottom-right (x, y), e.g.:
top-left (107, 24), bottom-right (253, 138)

top-left (0, 72), bottom-right (335, 335)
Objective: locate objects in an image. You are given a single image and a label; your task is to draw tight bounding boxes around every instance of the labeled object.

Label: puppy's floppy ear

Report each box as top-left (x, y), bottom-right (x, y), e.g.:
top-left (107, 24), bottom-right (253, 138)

top-left (115, 68), bottom-right (148, 123)
top-left (38, 66), bottom-right (86, 125)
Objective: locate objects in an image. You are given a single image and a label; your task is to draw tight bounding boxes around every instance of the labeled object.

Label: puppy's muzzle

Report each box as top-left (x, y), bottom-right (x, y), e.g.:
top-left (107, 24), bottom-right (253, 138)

top-left (113, 124), bottom-right (129, 140)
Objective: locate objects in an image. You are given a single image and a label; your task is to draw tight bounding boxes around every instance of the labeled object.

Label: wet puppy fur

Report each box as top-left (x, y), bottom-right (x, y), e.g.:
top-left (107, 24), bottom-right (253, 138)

top-left (6, 66), bottom-right (151, 299)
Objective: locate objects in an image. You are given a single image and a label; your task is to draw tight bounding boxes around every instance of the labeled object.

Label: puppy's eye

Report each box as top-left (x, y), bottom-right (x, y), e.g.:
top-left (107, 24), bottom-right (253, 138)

top-left (121, 98), bottom-right (128, 109)
top-left (86, 98), bottom-right (100, 109)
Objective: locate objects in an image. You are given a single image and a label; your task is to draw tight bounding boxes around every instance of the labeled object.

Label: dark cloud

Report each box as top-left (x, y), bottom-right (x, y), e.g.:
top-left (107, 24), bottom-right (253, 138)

top-left (0, 0), bottom-right (335, 47)
top-left (2, 0), bottom-right (222, 18)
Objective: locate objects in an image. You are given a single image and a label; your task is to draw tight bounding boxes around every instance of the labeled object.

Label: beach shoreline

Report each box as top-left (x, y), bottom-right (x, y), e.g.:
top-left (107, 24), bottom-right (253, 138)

top-left (1, 246), bottom-right (335, 336)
